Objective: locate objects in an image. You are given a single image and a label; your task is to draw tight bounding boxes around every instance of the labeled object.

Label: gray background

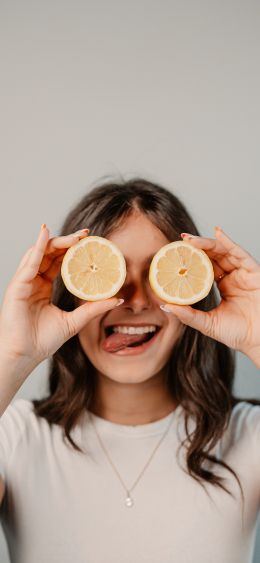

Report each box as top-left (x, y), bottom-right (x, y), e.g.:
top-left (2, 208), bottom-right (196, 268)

top-left (0, 0), bottom-right (260, 561)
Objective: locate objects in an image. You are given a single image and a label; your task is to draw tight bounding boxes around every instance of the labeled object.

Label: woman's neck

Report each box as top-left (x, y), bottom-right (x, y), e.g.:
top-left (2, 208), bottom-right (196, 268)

top-left (89, 370), bottom-right (177, 425)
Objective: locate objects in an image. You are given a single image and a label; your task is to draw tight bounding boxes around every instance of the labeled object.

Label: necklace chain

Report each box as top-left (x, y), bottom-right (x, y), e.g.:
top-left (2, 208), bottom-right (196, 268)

top-left (89, 410), bottom-right (175, 507)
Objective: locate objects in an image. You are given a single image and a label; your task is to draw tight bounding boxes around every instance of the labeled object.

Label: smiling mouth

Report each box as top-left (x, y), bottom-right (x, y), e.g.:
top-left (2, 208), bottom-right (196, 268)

top-left (105, 325), bottom-right (161, 339)
top-left (103, 326), bottom-right (162, 352)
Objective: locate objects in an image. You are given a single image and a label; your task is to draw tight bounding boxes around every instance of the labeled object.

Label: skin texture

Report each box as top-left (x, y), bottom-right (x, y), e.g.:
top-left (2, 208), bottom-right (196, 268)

top-left (78, 211), bottom-right (183, 425)
top-left (78, 218), bottom-right (260, 424)
top-left (1, 208), bottom-right (259, 430)
top-left (166, 229), bottom-right (260, 368)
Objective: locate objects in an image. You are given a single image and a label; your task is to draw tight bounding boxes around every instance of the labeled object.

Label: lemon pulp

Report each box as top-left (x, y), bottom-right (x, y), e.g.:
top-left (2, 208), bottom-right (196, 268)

top-left (61, 236), bottom-right (126, 301)
top-left (149, 241), bottom-right (214, 305)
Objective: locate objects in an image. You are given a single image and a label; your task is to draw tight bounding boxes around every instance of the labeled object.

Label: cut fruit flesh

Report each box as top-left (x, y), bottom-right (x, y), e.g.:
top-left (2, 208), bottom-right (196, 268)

top-left (149, 240), bottom-right (214, 305)
top-left (61, 236), bottom-right (126, 301)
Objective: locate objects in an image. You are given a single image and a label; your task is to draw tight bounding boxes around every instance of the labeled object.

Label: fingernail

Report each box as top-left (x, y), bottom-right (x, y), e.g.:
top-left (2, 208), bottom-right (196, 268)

top-left (71, 228), bottom-right (90, 238)
top-left (41, 223), bottom-right (46, 230)
top-left (215, 226), bottom-right (222, 232)
top-left (160, 304), bottom-right (172, 313)
top-left (181, 233), bottom-right (199, 239)
top-left (115, 298), bottom-right (124, 307)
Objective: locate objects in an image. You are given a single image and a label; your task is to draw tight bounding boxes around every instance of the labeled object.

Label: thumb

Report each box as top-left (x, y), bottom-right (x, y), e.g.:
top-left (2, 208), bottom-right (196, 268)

top-left (64, 298), bottom-right (124, 337)
top-left (160, 303), bottom-right (215, 338)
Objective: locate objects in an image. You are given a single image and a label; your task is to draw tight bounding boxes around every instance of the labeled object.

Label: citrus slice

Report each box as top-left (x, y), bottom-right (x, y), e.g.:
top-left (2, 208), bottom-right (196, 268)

top-left (149, 240), bottom-right (214, 305)
top-left (61, 236), bottom-right (126, 301)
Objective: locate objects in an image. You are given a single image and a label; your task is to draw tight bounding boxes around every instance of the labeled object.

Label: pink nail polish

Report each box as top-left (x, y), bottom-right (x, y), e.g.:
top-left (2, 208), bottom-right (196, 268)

top-left (160, 304), bottom-right (172, 313)
top-left (71, 228), bottom-right (90, 238)
top-left (181, 233), bottom-right (198, 239)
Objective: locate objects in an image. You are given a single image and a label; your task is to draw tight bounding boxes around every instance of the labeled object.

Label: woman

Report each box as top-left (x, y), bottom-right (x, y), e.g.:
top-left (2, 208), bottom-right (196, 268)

top-left (0, 177), bottom-right (259, 563)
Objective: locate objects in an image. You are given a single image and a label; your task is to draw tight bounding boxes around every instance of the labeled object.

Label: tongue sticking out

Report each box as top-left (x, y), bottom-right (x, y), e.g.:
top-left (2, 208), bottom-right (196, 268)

top-left (102, 331), bottom-right (151, 353)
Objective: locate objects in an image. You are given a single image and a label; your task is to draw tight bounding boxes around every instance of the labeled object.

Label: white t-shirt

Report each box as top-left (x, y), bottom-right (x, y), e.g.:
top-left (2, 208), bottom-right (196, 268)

top-left (0, 398), bottom-right (260, 563)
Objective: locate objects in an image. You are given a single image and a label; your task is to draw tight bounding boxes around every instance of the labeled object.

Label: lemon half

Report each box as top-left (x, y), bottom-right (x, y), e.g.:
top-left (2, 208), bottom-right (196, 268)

top-left (61, 236), bottom-right (126, 301)
top-left (149, 240), bottom-right (214, 305)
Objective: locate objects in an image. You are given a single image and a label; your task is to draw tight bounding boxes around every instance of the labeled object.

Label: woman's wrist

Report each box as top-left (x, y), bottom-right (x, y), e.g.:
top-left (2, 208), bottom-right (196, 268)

top-left (0, 350), bottom-right (38, 416)
top-left (0, 347), bottom-right (38, 387)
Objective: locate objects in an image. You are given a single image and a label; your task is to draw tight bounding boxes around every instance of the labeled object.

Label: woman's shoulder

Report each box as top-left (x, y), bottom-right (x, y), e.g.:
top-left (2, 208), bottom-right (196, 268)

top-left (217, 400), bottom-right (260, 459)
top-left (231, 400), bottom-right (260, 434)
top-left (0, 398), bottom-right (33, 423)
top-left (0, 398), bottom-right (38, 448)
top-left (0, 398), bottom-right (34, 429)
top-left (0, 399), bottom-right (37, 480)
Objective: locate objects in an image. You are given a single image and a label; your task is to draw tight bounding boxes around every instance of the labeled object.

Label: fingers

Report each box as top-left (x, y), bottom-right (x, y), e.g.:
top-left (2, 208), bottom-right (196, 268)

top-left (36, 229), bottom-right (90, 276)
top-left (16, 246), bottom-right (34, 273)
top-left (181, 227), bottom-right (259, 274)
top-left (15, 227), bottom-right (90, 284)
top-left (44, 229), bottom-right (90, 256)
top-left (34, 231), bottom-right (91, 283)
top-left (38, 254), bottom-right (64, 284)
top-left (215, 227), bottom-right (260, 273)
top-left (63, 298), bottom-right (125, 338)
top-left (160, 303), bottom-right (217, 339)
top-left (16, 225), bottom-right (50, 283)
top-left (181, 232), bottom-right (235, 273)
top-left (210, 258), bottom-right (225, 282)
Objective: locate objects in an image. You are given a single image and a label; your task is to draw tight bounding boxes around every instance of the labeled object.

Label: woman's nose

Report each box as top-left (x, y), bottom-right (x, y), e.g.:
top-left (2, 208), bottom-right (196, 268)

top-left (118, 277), bottom-right (152, 312)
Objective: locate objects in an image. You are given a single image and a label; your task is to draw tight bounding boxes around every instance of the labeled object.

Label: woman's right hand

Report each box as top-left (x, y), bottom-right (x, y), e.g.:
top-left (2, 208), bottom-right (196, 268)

top-left (0, 224), bottom-right (122, 372)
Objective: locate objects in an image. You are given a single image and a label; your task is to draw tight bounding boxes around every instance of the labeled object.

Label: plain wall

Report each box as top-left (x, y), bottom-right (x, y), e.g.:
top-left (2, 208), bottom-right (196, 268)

top-left (0, 0), bottom-right (260, 561)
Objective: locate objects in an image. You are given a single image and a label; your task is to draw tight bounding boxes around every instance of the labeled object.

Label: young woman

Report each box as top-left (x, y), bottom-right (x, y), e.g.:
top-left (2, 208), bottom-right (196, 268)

top-left (0, 177), bottom-right (259, 563)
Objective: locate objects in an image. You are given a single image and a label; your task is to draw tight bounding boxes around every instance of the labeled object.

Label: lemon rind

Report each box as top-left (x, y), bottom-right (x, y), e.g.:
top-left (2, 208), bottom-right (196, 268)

top-left (61, 236), bottom-right (127, 301)
top-left (149, 240), bottom-right (214, 305)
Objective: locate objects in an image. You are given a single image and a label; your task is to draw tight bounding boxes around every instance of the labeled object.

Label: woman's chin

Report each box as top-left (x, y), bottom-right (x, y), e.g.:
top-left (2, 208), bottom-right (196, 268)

top-left (97, 369), bottom-right (158, 385)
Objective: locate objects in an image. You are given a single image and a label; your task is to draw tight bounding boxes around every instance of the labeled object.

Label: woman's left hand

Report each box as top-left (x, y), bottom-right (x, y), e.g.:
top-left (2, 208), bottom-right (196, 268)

top-left (161, 227), bottom-right (260, 368)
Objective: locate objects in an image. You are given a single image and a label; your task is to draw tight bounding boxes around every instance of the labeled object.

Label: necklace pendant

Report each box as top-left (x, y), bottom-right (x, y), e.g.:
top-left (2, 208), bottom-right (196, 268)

top-left (125, 494), bottom-right (134, 507)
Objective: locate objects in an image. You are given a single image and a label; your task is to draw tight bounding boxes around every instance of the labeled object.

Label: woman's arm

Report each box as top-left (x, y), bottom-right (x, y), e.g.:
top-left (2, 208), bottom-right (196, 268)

top-left (0, 224), bottom-right (123, 417)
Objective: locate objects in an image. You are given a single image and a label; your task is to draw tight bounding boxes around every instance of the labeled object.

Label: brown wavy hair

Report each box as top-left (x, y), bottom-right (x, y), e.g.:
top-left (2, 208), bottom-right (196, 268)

top-left (32, 176), bottom-right (259, 502)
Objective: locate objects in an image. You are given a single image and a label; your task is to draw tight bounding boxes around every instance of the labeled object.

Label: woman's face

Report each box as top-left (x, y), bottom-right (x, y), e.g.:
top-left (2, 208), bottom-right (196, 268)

top-left (78, 211), bottom-right (183, 384)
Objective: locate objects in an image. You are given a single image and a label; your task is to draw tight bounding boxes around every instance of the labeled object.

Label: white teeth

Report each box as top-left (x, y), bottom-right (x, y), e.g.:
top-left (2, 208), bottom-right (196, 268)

top-left (112, 325), bottom-right (157, 335)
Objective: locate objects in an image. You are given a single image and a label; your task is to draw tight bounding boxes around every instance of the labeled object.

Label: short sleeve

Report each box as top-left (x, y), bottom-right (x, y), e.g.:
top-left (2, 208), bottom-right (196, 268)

top-left (216, 401), bottom-right (260, 506)
top-left (238, 402), bottom-right (260, 503)
top-left (0, 399), bottom-right (33, 482)
top-left (245, 402), bottom-right (260, 466)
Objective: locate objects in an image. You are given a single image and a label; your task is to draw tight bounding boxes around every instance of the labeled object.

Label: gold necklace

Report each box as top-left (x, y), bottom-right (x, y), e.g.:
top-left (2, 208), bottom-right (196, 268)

top-left (89, 410), bottom-right (175, 507)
